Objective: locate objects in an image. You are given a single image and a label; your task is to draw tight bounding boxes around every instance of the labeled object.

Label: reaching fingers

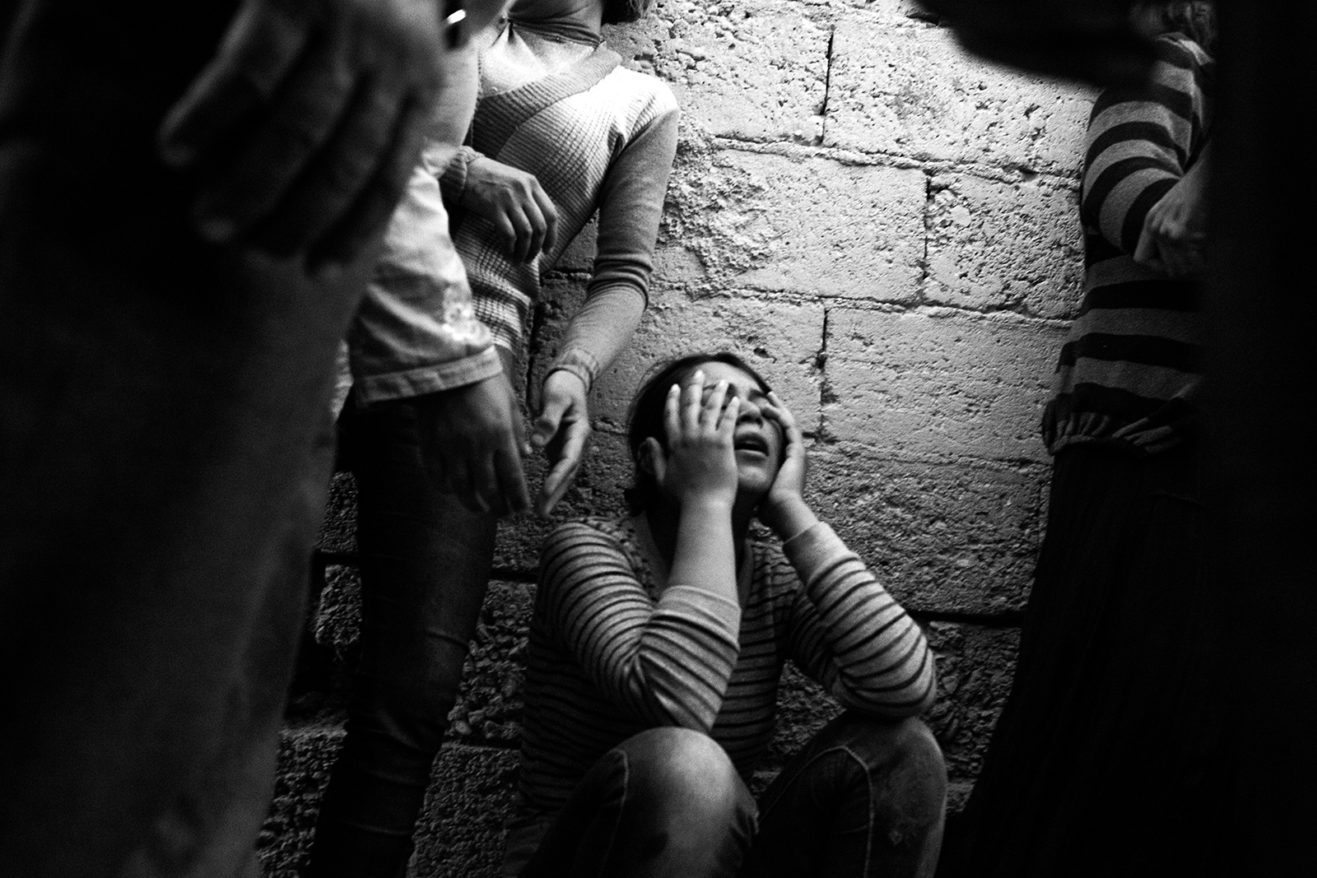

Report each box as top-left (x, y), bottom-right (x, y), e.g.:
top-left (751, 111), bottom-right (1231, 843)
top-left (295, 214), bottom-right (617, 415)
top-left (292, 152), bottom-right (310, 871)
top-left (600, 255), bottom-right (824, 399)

top-left (530, 403), bottom-right (564, 449)
top-left (537, 455), bottom-right (579, 517)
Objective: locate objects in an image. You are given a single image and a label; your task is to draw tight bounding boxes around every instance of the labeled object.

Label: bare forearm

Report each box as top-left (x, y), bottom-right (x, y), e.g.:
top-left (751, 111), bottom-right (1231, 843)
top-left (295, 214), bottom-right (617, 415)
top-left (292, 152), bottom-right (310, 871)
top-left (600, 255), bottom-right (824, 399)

top-left (669, 498), bottom-right (738, 606)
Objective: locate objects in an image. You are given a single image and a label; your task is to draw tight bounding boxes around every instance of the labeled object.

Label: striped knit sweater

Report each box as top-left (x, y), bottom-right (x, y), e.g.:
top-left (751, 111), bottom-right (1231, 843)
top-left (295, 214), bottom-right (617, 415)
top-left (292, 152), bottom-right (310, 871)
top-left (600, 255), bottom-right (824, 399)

top-left (441, 25), bottom-right (679, 378)
top-left (1042, 33), bottom-right (1214, 455)
top-left (501, 514), bottom-right (936, 872)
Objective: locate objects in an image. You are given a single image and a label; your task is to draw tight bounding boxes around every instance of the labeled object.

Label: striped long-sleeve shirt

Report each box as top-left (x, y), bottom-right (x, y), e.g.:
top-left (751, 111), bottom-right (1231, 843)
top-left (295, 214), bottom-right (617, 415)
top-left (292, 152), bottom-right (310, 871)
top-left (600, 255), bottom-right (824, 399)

top-left (501, 514), bottom-right (936, 872)
top-left (1042, 33), bottom-right (1214, 455)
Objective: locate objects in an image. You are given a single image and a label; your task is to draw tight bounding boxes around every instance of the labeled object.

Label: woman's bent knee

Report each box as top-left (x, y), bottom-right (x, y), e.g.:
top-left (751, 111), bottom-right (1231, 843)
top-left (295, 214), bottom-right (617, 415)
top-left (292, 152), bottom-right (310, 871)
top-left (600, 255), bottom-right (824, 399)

top-left (862, 716), bottom-right (947, 854)
top-left (827, 715), bottom-right (947, 825)
top-left (610, 728), bottom-right (754, 871)
top-left (615, 727), bottom-right (751, 828)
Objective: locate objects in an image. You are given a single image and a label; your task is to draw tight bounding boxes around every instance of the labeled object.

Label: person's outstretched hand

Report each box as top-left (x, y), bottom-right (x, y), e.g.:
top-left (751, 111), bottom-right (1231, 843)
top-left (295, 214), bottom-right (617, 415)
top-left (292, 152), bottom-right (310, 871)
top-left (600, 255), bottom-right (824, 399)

top-left (1134, 153), bottom-right (1211, 279)
top-left (416, 371), bottom-right (531, 516)
top-left (530, 370), bottom-right (591, 517)
top-left (461, 156), bottom-right (559, 263)
top-left (157, 0), bottom-right (450, 276)
top-left (643, 372), bottom-right (741, 511)
top-left (758, 391), bottom-right (818, 540)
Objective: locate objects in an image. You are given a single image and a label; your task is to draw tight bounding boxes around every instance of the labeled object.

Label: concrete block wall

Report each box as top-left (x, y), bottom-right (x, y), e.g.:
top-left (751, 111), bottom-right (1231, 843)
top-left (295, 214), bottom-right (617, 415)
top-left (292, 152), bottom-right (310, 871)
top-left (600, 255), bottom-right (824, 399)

top-left (262, 1), bottom-right (1097, 874)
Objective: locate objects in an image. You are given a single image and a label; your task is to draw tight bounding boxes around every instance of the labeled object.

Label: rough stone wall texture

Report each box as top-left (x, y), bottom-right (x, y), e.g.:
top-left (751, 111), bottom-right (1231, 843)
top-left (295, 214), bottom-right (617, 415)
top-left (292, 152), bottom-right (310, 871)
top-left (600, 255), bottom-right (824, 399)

top-left (262, 1), bottom-right (1096, 874)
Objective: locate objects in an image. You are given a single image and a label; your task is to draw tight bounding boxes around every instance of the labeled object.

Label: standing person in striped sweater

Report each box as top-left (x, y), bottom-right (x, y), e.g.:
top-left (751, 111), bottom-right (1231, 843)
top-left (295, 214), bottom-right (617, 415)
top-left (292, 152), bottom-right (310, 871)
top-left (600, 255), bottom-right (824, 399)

top-left (309, 1), bottom-right (678, 875)
top-left (941, 5), bottom-right (1223, 876)
top-left (502, 352), bottom-right (946, 877)
top-left (442, 0), bottom-right (680, 514)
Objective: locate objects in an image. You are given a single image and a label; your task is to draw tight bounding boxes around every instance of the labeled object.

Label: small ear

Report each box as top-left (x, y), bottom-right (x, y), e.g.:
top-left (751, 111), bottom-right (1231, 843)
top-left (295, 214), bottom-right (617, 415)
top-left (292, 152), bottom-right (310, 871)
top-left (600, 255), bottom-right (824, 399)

top-left (639, 437), bottom-right (668, 477)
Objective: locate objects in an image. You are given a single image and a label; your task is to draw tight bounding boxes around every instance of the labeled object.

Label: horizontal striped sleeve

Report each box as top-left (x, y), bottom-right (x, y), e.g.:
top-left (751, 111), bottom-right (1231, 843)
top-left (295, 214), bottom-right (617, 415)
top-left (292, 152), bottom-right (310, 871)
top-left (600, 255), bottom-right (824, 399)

top-left (780, 522), bottom-right (935, 718)
top-left (538, 521), bottom-right (741, 732)
top-left (1080, 36), bottom-right (1209, 253)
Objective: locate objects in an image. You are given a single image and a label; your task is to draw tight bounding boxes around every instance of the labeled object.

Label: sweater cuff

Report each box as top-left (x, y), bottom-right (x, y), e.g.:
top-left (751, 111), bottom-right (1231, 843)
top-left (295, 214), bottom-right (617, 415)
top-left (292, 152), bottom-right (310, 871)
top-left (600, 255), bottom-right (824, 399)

top-left (782, 521), bottom-right (848, 577)
top-left (547, 347), bottom-right (602, 391)
top-left (438, 145), bottom-right (479, 207)
top-left (657, 585), bottom-right (742, 643)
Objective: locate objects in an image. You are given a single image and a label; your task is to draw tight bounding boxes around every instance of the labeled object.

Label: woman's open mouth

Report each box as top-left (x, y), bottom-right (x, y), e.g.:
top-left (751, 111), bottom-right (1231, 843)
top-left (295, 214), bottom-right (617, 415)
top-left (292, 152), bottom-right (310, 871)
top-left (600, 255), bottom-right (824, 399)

top-left (734, 433), bottom-right (769, 456)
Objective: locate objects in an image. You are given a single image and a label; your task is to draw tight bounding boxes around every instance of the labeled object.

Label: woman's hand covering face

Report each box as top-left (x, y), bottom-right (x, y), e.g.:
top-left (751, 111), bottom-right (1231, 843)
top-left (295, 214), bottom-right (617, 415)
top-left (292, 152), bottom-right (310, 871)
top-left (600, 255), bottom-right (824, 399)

top-left (761, 390), bottom-right (807, 506)
top-left (643, 371), bottom-right (741, 509)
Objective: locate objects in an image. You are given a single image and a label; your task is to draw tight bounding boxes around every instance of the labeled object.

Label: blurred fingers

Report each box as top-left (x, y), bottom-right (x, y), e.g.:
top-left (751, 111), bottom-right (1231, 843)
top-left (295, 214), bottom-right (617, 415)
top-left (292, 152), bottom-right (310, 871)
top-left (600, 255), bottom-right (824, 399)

top-left (251, 72), bottom-right (405, 257)
top-left (307, 94), bottom-right (427, 274)
top-left (496, 445), bottom-right (531, 516)
top-left (158, 0), bottom-right (309, 168)
top-left (190, 35), bottom-right (358, 243)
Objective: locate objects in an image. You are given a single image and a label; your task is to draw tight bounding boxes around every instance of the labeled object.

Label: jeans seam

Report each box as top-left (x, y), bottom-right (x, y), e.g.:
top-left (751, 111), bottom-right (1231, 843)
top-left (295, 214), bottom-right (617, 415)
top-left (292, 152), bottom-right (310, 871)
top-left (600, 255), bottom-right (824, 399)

top-left (757, 742), bottom-right (847, 817)
top-left (596, 748), bottom-right (630, 878)
top-left (850, 744), bottom-right (875, 876)
top-left (757, 741), bottom-right (878, 875)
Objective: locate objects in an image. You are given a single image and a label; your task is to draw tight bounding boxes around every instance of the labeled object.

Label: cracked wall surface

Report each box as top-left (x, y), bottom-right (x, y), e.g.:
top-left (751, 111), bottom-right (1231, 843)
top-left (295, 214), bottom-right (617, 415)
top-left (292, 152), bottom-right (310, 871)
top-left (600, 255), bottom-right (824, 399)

top-left (263, 2), bottom-right (1095, 874)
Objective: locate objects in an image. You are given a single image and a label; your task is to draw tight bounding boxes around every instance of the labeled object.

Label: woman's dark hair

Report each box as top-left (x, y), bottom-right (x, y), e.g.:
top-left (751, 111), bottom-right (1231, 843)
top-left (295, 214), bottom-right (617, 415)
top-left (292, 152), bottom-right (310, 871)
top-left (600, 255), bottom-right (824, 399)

top-left (1132, 2), bottom-right (1217, 53)
top-left (602, 0), bottom-right (656, 25)
top-left (623, 351), bottom-right (772, 514)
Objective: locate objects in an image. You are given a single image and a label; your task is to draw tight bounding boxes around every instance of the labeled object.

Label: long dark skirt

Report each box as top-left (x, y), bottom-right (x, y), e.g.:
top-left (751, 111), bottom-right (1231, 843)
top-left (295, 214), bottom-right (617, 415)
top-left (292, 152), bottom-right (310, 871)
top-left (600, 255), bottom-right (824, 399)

top-left (942, 443), bottom-right (1230, 877)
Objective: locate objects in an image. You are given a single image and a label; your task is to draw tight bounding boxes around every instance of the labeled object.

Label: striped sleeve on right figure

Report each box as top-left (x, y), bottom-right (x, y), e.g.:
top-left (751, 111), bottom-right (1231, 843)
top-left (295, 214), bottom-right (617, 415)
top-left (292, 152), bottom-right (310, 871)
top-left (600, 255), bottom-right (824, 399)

top-left (1080, 34), bottom-right (1214, 257)
top-left (1044, 33), bottom-right (1214, 455)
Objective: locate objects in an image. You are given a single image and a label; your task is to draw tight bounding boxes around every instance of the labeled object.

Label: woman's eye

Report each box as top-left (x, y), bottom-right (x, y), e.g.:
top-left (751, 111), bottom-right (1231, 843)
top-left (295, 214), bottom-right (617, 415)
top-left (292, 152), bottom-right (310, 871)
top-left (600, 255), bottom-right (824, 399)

top-left (701, 386), bottom-right (739, 404)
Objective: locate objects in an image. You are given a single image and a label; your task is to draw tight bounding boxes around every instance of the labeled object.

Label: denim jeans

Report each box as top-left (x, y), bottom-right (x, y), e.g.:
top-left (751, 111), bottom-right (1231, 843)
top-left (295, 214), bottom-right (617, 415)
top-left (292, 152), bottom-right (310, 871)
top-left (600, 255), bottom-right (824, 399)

top-left (516, 713), bottom-right (946, 878)
top-left (307, 351), bottom-right (517, 878)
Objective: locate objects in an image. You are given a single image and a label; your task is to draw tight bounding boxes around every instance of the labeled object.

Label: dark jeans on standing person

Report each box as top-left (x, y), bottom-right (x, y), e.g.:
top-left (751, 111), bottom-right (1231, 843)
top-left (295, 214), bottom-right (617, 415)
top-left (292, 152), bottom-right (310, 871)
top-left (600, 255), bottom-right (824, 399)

top-left (307, 352), bottom-right (518, 878)
top-left (515, 713), bottom-right (946, 878)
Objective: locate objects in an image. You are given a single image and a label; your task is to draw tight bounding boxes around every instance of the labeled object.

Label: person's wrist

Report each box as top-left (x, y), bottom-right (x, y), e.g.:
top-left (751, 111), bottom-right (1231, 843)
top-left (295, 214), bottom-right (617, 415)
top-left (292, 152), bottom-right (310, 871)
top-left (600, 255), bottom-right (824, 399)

top-left (680, 491), bottom-right (735, 515)
top-left (544, 366), bottom-right (588, 399)
top-left (761, 494), bottom-right (816, 540)
top-left (547, 349), bottom-right (600, 392)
